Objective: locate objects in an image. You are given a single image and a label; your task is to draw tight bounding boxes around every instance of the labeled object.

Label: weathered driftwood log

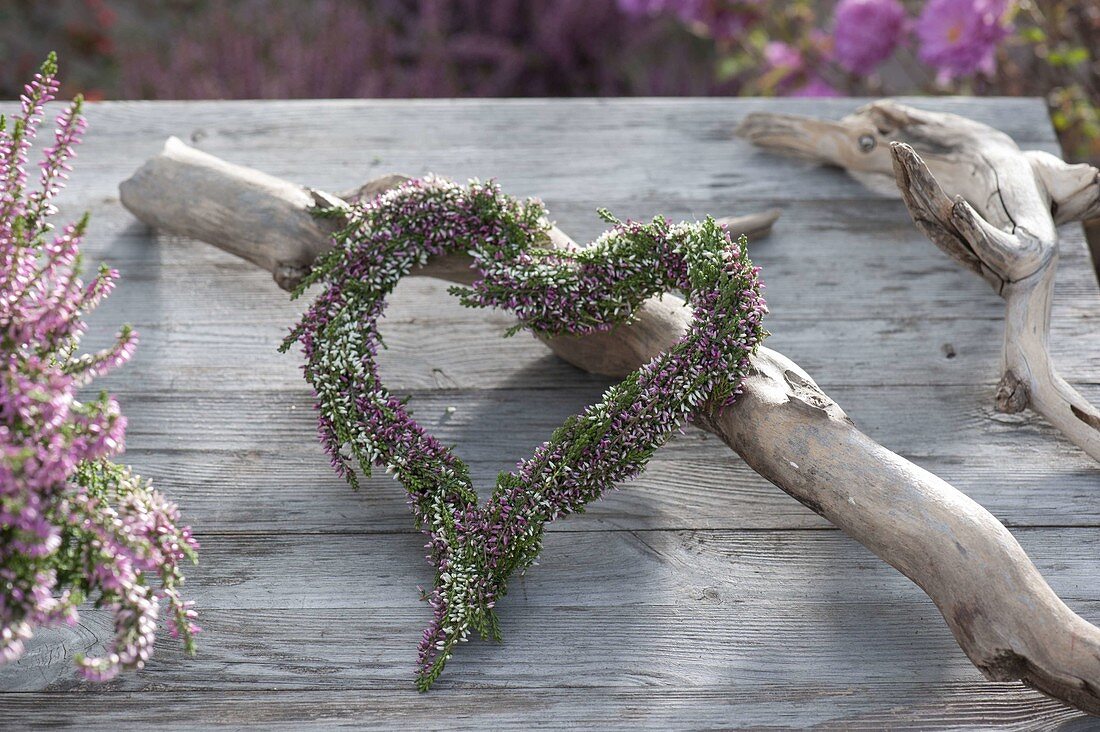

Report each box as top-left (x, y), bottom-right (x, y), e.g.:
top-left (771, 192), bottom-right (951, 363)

top-left (737, 100), bottom-right (1100, 462)
top-left (120, 137), bottom-right (1100, 715)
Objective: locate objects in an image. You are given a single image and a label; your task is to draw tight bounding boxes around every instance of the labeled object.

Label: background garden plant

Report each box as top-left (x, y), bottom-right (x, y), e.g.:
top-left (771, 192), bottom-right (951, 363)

top-left (6, 1), bottom-right (1096, 267)
top-left (0, 54), bottom-right (198, 681)
top-left (1, 1), bottom-right (1095, 161)
top-left (619, 1), bottom-right (1098, 159)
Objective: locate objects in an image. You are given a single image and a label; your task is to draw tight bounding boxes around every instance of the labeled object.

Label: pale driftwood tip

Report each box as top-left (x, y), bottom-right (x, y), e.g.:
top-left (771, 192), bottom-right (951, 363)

top-left (733, 113), bottom-right (767, 140)
top-left (735, 111), bottom-right (806, 143)
top-left (715, 208), bottom-right (781, 241)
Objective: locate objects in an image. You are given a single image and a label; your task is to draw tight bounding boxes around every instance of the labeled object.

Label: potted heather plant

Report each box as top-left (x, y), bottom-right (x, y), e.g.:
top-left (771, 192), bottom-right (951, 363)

top-left (0, 54), bottom-right (198, 680)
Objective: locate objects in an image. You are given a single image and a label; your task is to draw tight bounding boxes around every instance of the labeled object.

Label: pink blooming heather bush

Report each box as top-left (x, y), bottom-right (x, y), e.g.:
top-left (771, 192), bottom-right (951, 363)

top-left (0, 54), bottom-right (198, 680)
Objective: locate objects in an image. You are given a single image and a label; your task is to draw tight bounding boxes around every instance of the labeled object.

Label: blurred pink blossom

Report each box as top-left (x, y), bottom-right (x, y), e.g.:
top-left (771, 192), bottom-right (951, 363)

top-left (764, 41), bottom-right (804, 72)
top-left (617, 0), bottom-right (761, 39)
top-left (832, 0), bottom-right (908, 74)
top-left (791, 77), bottom-right (842, 97)
top-left (916, 0), bottom-right (1012, 81)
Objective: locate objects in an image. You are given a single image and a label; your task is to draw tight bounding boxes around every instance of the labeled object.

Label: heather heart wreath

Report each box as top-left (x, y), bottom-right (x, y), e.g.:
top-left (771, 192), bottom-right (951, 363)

top-left (283, 177), bottom-right (767, 689)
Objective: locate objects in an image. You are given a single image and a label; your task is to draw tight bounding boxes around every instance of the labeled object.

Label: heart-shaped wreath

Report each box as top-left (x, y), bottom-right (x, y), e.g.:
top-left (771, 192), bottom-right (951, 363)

top-left (282, 176), bottom-right (767, 689)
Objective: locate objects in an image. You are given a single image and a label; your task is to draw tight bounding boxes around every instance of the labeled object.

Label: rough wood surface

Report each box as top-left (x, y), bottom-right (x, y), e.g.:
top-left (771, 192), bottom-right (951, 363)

top-left (1, 98), bottom-right (1098, 729)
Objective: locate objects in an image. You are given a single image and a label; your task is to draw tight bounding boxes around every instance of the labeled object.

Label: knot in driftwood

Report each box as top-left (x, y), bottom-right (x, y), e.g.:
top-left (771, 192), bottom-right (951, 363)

top-left (995, 371), bottom-right (1030, 414)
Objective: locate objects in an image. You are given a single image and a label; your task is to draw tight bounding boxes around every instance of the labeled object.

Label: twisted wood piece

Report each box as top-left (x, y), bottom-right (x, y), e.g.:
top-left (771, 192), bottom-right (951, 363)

top-left (119, 136), bottom-right (1100, 715)
top-left (738, 100), bottom-right (1100, 462)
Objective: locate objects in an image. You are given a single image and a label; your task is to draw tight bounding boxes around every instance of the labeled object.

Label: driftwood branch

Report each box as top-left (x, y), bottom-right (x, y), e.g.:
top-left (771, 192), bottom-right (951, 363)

top-left (737, 100), bottom-right (1100, 462)
top-left (120, 137), bottom-right (1100, 715)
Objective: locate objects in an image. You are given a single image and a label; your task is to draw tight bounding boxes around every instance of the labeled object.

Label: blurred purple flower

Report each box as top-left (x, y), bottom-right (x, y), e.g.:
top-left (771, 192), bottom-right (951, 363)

top-left (111, 0), bottom-right (725, 99)
top-left (616, 0), bottom-right (673, 12)
top-left (617, 0), bottom-right (761, 39)
top-left (764, 41), bottom-right (804, 73)
top-left (762, 41), bottom-right (805, 93)
top-left (832, 0), bottom-right (908, 74)
top-left (791, 77), bottom-right (842, 97)
top-left (916, 0), bottom-right (1012, 80)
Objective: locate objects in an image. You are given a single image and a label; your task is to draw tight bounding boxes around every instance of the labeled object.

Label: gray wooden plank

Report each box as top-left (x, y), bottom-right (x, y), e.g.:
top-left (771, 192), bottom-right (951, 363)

top-left (0, 685), bottom-right (1089, 731)
top-left (1, 528), bottom-right (1096, 696)
top-left (70, 214), bottom-right (1098, 395)
top-left (106, 383), bottom-right (1100, 533)
top-left (2, 99), bottom-right (1060, 206)
top-left (78, 202), bottom-right (1099, 325)
top-left (11, 603), bottom-right (1098, 698)
top-left (120, 446), bottom-right (1100, 533)
top-left (12, 98), bottom-right (1059, 208)
top-left (75, 254), bottom-right (1091, 391)
top-left (109, 528), bottom-right (1100, 609)
top-left (32, 95), bottom-right (1067, 145)
top-left (79, 307), bottom-right (1096, 393)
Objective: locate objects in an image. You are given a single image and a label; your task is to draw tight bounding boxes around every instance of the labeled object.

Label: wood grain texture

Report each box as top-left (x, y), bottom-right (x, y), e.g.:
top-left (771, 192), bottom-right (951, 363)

top-left (0, 686), bottom-right (1090, 731)
top-left (109, 384), bottom-right (1100, 534)
top-left (5, 529), bottom-right (1100, 687)
top-left (1, 97), bottom-right (1098, 729)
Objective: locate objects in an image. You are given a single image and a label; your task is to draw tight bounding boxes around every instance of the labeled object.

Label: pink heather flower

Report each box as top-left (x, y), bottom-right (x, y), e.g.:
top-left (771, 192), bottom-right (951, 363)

top-left (791, 77), bottom-right (842, 97)
top-left (916, 0), bottom-right (1012, 80)
top-left (764, 41), bottom-right (804, 73)
top-left (616, 0), bottom-right (671, 13)
top-left (617, 0), bottom-right (762, 39)
top-left (680, 0), bottom-right (762, 39)
top-left (832, 0), bottom-right (908, 74)
top-left (1, 55), bottom-right (198, 681)
top-left (762, 42), bottom-right (807, 94)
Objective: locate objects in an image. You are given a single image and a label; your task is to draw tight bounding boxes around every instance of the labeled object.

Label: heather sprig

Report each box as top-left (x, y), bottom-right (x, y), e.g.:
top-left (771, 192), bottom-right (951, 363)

top-left (285, 176), bottom-right (767, 690)
top-left (0, 55), bottom-right (198, 680)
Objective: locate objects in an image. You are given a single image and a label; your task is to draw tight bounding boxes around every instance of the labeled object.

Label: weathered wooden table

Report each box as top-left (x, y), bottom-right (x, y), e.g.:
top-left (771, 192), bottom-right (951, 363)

top-left (2, 98), bottom-right (1098, 729)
